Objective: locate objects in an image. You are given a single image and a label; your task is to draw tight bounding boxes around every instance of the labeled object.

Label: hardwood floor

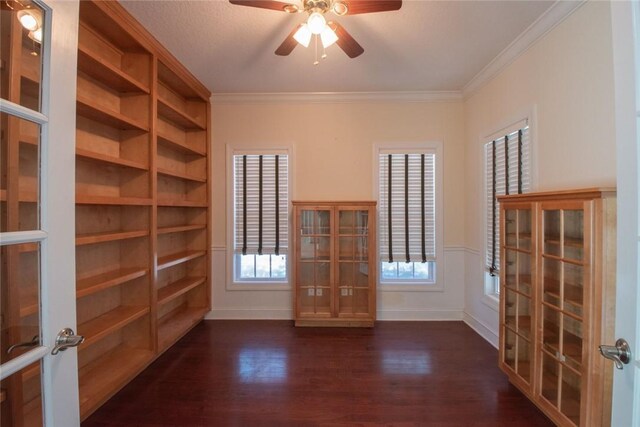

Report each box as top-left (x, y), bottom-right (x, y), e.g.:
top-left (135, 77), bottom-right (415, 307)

top-left (83, 321), bottom-right (553, 426)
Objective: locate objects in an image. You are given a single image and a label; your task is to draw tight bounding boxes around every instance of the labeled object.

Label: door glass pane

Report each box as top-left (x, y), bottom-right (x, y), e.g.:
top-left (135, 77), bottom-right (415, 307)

top-left (517, 294), bottom-right (532, 340)
top-left (544, 210), bottom-right (561, 256)
top-left (564, 263), bottom-right (584, 318)
top-left (0, 114), bottom-right (40, 232)
top-left (518, 253), bottom-right (532, 296)
top-left (563, 210), bottom-right (584, 261)
top-left (355, 263), bottom-right (369, 286)
top-left (354, 288), bottom-right (368, 314)
top-left (339, 263), bottom-right (353, 286)
top-left (504, 249), bottom-right (517, 290)
top-left (315, 210), bottom-right (330, 234)
top-left (503, 327), bottom-right (516, 371)
top-left (0, 361), bottom-right (42, 427)
top-left (563, 315), bottom-right (583, 369)
top-left (542, 306), bottom-right (560, 356)
top-left (0, 2), bottom-right (45, 112)
top-left (1, 243), bottom-right (41, 364)
top-left (338, 285), bottom-right (353, 314)
top-left (355, 236), bottom-right (368, 261)
top-left (339, 237), bottom-right (353, 260)
top-left (300, 210), bottom-right (313, 235)
top-left (541, 353), bottom-right (560, 407)
top-left (300, 237), bottom-right (314, 261)
top-left (315, 286), bottom-right (330, 314)
top-left (517, 337), bottom-right (531, 383)
top-left (316, 237), bottom-right (330, 261)
top-left (298, 262), bottom-right (313, 286)
top-left (518, 209), bottom-right (532, 251)
top-left (355, 210), bottom-right (368, 235)
top-left (560, 368), bottom-right (582, 425)
top-left (338, 210), bottom-right (353, 234)
top-left (316, 262), bottom-right (330, 286)
top-left (504, 289), bottom-right (517, 330)
top-left (543, 258), bottom-right (562, 308)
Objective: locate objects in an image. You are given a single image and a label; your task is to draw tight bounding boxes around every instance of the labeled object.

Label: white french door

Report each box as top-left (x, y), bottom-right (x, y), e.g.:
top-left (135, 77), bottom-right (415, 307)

top-left (610, 1), bottom-right (640, 426)
top-left (0, 0), bottom-right (80, 426)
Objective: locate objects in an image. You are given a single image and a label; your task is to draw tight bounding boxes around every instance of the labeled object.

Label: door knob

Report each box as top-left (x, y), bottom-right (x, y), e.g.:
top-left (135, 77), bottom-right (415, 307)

top-left (599, 338), bottom-right (632, 370)
top-left (51, 328), bottom-right (84, 355)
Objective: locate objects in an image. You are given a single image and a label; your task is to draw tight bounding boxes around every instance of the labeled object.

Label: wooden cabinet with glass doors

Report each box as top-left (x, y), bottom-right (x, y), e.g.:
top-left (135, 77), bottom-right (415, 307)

top-left (293, 202), bottom-right (376, 327)
top-left (498, 189), bottom-right (616, 427)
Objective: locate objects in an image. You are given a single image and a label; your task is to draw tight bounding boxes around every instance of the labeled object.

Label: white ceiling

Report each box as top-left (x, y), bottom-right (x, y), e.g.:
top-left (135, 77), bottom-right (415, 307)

top-left (120, 0), bottom-right (555, 94)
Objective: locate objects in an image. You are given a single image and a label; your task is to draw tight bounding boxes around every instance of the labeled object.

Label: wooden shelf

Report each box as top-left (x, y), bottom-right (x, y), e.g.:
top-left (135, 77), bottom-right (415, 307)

top-left (544, 236), bottom-right (584, 248)
top-left (76, 229), bottom-right (149, 246)
top-left (77, 47), bottom-right (149, 94)
top-left (77, 267), bottom-right (147, 299)
top-left (157, 131), bottom-right (206, 156)
top-left (76, 148), bottom-right (148, 171)
top-left (157, 167), bottom-right (206, 183)
top-left (157, 224), bottom-right (206, 235)
top-left (157, 250), bottom-right (206, 271)
top-left (79, 346), bottom-right (153, 417)
top-left (20, 293), bottom-right (38, 318)
top-left (543, 277), bottom-right (584, 308)
top-left (157, 199), bottom-right (207, 208)
top-left (157, 97), bottom-right (205, 130)
top-left (76, 195), bottom-right (153, 206)
top-left (158, 276), bottom-right (206, 306)
top-left (79, 306), bottom-right (149, 348)
top-left (77, 97), bottom-right (149, 132)
top-left (158, 305), bottom-right (207, 350)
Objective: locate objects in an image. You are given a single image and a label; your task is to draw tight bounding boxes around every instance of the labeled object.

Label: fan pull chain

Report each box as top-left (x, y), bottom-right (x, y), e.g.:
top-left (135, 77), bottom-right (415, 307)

top-left (314, 35), bottom-right (319, 65)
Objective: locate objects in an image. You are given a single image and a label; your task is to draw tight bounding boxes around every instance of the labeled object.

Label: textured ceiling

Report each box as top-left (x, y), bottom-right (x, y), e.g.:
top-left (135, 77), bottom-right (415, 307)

top-left (120, 0), bottom-right (555, 94)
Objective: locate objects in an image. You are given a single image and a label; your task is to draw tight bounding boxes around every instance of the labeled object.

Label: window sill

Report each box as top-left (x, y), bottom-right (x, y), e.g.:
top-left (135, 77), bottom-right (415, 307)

top-left (481, 293), bottom-right (500, 311)
top-left (227, 281), bottom-right (291, 292)
top-left (379, 283), bottom-right (444, 292)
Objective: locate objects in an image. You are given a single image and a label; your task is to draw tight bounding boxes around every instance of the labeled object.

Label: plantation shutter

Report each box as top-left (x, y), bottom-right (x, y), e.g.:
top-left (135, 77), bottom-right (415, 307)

top-left (379, 152), bottom-right (436, 263)
top-left (234, 154), bottom-right (288, 255)
top-left (485, 124), bottom-right (530, 274)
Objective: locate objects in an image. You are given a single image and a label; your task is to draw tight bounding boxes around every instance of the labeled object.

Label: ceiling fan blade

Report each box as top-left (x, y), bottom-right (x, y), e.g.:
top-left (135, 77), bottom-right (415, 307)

top-left (229, 0), bottom-right (299, 12)
top-left (343, 0), bottom-right (402, 15)
top-left (329, 22), bottom-right (364, 58)
top-left (275, 24), bottom-right (302, 56)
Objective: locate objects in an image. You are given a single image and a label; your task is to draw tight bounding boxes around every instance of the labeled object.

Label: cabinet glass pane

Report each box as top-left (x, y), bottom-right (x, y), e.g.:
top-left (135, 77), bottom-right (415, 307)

top-left (543, 258), bottom-right (562, 308)
top-left (317, 237), bottom-right (330, 261)
top-left (355, 263), bottom-right (369, 286)
top-left (300, 210), bottom-right (314, 235)
top-left (563, 210), bottom-right (584, 261)
top-left (542, 307), bottom-right (560, 356)
top-left (0, 361), bottom-right (43, 427)
top-left (300, 237), bottom-right (314, 261)
top-left (315, 287), bottom-right (330, 313)
top-left (518, 253), bottom-right (532, 296)
top-left (299, 288), bottom-right (314, 313)
top-left (339, 210), bottom-right (353, 234)
top-left (503, 327), bottom-right (516, 371)
top-left (504, 289), bottom-right (517, 330)
top-left (298, 262), bottom-right (314, 287)
top-left (354, 288), bottom-right (368, 314)
top-left (339, 263), bottom-right (353, 286)
top-left (339, 285), bottom-right (353, 314)
top-left (355, 210), bottom-right (368, 235)
top-left (541, 353), bottom-right (560, 406)
top-left (316, 210), bottom-right (330, 234)
top-left (505, 209), bottom-right (517, 247)
top-left (0, 244), bottom-right (41, 364)
top-left (518, 209), bottom-right (532, 251)
top-left (0, 4), bottom-right (44, 112)
top-left (517, 337), bottom-right (531, 383)
top-left (564, 263), bottom-right (584, 318)
top-left (355, 236), bottom-right (368, 261)
top-left (544, 210), bottom-right (561, 256)
top-left (339, 237), bottom-right (353, 260)
top-left (517, 295), bottom-right (532, 340)
top-left (560, 368), bottom-right (582, 425)
top-left (563, 315), bottom-right (583, 369)
top-left (0, 114), bottom-right (41, 232)
top-left (504, 249), bottom-right (517, 290)
top-left (316, 262), bottom-right (330, 286)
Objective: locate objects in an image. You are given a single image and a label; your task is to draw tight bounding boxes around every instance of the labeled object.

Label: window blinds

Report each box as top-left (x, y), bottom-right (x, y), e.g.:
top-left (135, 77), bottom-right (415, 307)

top-left (234, 154), bottom-right (288, 255)
top-left (379, 152), bottom-right (436, 263)
top-left (485, 126), bottom-right (530, 275)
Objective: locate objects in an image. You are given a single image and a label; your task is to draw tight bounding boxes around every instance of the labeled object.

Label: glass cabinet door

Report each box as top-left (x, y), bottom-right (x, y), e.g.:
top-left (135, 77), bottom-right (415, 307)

top-left (501, 207), bottom-right (533, 385)
top-left (298, 209), bottom-right (332, 316)
top-left (336, 209), bottom-right (370, 316)
top-left (540, 204), bottom-right (585, 426)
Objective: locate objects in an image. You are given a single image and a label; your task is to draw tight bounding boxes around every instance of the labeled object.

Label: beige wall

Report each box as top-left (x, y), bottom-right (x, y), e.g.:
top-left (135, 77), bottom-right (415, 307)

top-left (462, 1), bottom-right (616, 344)
top-left (210, 100), bottom-right (467, 319)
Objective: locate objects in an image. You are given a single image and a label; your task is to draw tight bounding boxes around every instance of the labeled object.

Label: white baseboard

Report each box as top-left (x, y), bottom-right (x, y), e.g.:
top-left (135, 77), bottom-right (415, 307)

top-left (463, 312), bottom-right (499, 349)
top-left (376, 309), bottom-right (464, 321)
top-left (205, 308), bottom-right (293, 320)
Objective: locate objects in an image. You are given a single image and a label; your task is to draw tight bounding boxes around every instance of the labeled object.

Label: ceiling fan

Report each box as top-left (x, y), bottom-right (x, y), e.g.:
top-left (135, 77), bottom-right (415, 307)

top-left (229, 0), bottom-right (402, 59)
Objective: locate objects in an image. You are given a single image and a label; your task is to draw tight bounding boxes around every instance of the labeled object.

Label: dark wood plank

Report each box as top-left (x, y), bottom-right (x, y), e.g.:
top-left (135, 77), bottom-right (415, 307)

top-left (83, 321), bottom-right (553, 427)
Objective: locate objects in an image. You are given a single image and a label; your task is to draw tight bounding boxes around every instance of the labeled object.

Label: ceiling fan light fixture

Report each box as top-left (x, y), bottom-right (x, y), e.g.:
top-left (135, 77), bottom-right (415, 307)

top-left (320, 26), bottom-right (338, 48)
top-left (307, 12), bottom-right (326, 35)
top-left (332, 1), bottom-right (348, 16)
top-left (17, 8), bottom-right (42, 32)
top-left (283, 4), bottom-right (299, 13)
top-left (293, 24), bottom-right (312, 47)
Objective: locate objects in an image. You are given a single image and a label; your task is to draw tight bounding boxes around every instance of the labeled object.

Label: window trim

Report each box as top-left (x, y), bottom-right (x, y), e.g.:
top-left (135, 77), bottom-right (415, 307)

top-left (225, 145), bottom-right (294, 291)
top-left (480, 108), bottom-right (537, 308)
top-left (373, 142), bottom-right (444, 292)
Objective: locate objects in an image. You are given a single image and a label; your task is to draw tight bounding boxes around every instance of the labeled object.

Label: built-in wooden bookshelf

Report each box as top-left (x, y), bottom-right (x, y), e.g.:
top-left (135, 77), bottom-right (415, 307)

top-left (72, 0), bottom-right (211, 421)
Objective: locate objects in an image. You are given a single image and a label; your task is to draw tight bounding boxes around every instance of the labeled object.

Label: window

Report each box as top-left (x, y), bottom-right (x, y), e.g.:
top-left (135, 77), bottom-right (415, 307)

top-left (485, 122), bottom-right (530, 294)
top-left (233, 153), bottom-right (289, 282)
top-left (378, 150), bottom-right (438, 285)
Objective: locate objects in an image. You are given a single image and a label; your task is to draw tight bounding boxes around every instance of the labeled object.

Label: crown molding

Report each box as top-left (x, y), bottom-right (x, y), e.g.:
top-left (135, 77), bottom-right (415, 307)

top-left (211, 90), bottom-right (463, 105)
top-left (462, 0), bottom-right (586, 99)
